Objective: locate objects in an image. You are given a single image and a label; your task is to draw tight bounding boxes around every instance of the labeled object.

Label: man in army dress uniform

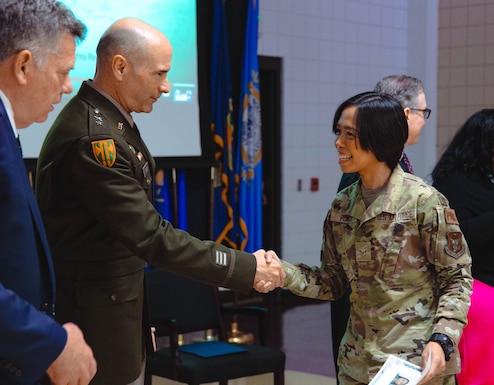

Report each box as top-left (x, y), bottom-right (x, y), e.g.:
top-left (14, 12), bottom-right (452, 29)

top-left (282, 92), bottom-right (472, 385)
top-left (36, 18), bottom-right (283, 385)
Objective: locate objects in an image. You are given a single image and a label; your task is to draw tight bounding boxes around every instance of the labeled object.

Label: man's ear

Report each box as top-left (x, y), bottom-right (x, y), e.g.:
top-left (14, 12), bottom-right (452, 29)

top-left (403, 107), bottom-right (411, 121)
top-left (14, 50), bottom-right (33, 85)
top-left (112, 54), bottom-right (127, 80)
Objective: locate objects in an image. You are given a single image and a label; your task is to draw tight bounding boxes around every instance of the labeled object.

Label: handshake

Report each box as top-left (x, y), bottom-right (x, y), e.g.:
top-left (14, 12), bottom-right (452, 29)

top-left (252, 249), bottom-right (286, 293)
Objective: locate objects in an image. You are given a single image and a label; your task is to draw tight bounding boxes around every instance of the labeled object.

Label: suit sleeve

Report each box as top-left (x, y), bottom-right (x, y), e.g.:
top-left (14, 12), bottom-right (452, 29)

top-left (0, 284), bottom-right (66, 385)
top-left (0, 111), bottom-right (67, 385)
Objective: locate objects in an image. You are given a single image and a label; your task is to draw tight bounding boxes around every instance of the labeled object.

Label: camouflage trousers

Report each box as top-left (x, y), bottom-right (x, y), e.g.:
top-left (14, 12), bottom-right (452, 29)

top-left (338, 372), bottom-right (456, 385)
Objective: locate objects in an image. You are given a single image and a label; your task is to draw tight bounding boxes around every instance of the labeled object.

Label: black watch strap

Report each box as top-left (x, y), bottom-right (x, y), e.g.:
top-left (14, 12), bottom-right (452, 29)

top-left (428, 333), bottom-right (454, 361)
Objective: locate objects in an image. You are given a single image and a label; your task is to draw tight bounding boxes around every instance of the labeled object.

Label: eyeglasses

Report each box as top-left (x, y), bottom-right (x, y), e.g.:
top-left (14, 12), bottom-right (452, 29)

top-left (410, 108), bottom-right (431, 119)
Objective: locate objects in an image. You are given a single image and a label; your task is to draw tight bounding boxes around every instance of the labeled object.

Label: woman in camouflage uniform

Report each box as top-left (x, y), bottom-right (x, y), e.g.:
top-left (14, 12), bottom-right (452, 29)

top-left (281, 92), bottom-right (473, 385)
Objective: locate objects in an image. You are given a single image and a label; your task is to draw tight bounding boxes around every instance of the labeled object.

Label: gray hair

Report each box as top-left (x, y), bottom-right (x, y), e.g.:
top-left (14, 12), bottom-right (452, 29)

top-left (374, 74), bottom-right (425, 109)
top-left (0, 0), bottom-right (86, 66)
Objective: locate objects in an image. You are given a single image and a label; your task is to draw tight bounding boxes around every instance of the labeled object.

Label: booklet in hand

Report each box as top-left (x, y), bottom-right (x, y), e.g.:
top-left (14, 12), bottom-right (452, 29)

top-left (368, 352), bottom-right (431, 385)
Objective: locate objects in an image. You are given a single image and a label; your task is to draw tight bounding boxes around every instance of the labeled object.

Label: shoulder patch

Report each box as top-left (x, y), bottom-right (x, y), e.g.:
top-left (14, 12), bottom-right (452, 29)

top-left (444, 231), bottom-right (466, 258)
top-left (444, 208), bottom-right (459, 225)
top-left (91, 139), bottom-right (116, 167)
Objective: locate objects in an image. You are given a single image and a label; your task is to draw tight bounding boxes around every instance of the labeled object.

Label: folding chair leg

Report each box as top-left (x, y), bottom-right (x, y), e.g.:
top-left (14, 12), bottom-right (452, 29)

top-left (274, 370), bottom-right (284, 385)
top-left (144, 371), bottom-right (153, 385)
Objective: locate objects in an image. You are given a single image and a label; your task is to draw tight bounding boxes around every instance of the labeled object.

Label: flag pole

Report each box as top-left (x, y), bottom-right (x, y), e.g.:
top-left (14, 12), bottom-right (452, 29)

top-left (171, 168), bottom-right (178, 227)
top-left (209, 166), bottom-right (215, 240)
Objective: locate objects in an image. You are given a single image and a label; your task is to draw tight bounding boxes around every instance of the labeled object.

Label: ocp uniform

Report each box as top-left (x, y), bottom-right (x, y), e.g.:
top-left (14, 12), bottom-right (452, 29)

top-left (283, 166), bottom-right (473, 385)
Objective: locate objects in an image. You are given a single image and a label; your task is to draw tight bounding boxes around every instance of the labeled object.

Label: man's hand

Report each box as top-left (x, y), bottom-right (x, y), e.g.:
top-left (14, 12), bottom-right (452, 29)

top-left (46, 322), bottom-right (97, 385)
top-left (417, 341), bottom-right (446, 385)
top-left (253, 249), bottom-right (285, 293)
top-left (151, 326), bottom-right (157, 352)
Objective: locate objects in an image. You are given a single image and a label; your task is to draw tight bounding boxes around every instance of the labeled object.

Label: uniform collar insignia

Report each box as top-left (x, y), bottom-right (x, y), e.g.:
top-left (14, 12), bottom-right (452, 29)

top-left (94, 108), bottom-right (103, 126)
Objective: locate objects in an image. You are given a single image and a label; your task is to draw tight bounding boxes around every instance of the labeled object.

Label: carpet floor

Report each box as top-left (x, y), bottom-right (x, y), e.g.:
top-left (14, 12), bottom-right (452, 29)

top-left (150, 370), bottom-right (336, 385)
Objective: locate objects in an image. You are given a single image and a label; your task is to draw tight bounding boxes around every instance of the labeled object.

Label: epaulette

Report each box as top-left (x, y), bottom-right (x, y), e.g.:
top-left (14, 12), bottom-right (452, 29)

top-left (88, 107), bottom-right (113, 137)
top-left (87, 107), bottom-right (121, 168)
top-left (88, 107), bottom-right (129, 138)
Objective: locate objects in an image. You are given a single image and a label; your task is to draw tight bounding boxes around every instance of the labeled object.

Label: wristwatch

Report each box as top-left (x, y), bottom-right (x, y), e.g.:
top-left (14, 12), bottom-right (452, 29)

top-left (428, 333), bottom-right (454, 361)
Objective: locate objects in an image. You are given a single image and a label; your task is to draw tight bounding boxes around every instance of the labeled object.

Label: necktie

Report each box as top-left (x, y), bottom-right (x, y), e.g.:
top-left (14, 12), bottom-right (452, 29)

top-left (16, 135), bottom-right (23, 156)
top-left (401, 152), bottom-right (414, 174)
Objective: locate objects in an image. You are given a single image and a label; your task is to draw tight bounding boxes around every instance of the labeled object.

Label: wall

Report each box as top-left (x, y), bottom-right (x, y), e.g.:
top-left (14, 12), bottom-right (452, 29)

top-left (257, 0), bottom-right (439, 265)
top-left (437, 0), bottom-right (494, 156)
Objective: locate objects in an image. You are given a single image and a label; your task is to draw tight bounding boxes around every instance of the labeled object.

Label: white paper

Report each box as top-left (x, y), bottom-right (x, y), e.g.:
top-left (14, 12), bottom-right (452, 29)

top-left (369, 352), bottom-right (431, 385)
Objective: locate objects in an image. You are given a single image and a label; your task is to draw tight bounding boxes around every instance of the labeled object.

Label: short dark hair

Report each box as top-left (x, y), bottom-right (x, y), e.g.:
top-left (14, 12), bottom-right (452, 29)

top-left (0, 0), bottom-right (86, 66)
top-left (432, 109), bottom-right (494, 183)
top-left (332, 92), bottom-right (408, 170)
top-left (374, 74), bottom-right (425, 109)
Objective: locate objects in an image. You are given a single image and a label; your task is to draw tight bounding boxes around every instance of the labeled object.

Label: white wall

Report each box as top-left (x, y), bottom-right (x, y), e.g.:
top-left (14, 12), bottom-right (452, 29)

top-left (257, 0), bottom-right (439, 265)
top-left (405, 0), bottom-right (438, 182)
top-left (437, 0), bottom-right (494, 158)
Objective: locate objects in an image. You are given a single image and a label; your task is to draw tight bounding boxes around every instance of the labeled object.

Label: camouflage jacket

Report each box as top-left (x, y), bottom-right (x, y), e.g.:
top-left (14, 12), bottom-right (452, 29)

top-left (283, 166), bottom-right (473, 384)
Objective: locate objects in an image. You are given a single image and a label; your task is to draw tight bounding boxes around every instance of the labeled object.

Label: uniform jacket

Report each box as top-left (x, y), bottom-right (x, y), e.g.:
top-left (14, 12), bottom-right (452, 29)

top-left (283, 166), bottom-right (473, 385)
top-left (35, 82), bottom-right (258, 385)
top-left (0, 99), bottom-right (66, 385)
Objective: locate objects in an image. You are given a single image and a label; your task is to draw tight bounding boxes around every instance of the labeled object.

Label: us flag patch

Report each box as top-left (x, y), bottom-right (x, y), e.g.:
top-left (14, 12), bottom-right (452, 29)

top-left (444, 208), bottom-right (459, 224)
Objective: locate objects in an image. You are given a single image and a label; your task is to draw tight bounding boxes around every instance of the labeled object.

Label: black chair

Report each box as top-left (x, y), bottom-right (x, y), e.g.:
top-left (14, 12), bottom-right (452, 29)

top-left (144, 268), bottom-right (285, 385)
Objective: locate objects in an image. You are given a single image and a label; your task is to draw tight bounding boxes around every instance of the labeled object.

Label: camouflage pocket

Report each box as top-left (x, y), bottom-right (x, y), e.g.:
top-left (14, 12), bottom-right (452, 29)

top-left (379, 240), bottom-right (401, 281)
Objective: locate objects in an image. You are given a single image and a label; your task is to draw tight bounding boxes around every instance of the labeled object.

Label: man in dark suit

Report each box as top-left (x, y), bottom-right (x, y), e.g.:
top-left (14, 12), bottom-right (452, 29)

top-left (330, 75), bottom-right (430, 383)
top-left (35, 18), bottom-right (284, 385)
top-left (0, 1), bottom-right (96, 384)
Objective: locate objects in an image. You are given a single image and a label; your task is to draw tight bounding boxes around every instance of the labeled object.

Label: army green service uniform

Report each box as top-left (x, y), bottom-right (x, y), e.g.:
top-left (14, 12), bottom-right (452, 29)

top-left (36, 82), bottom-right (257, 385)
top-left (283, 166), bottom-right (473, 385)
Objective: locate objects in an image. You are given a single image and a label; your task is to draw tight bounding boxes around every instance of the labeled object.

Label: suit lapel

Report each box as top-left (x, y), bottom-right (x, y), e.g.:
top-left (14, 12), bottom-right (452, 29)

top-left (0, 99), bottom-right (57, 309)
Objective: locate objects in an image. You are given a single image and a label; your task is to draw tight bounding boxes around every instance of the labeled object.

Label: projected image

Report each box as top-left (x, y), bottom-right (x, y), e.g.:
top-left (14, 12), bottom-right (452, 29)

top-left (24, 0), bottom-right (201, 158)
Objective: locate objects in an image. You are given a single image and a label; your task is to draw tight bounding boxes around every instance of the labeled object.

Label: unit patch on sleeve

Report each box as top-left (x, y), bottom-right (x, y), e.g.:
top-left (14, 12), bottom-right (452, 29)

top-left (444, 231), bottom-right (466, 258)
top-left (91, 139), bottom-right (116, 167)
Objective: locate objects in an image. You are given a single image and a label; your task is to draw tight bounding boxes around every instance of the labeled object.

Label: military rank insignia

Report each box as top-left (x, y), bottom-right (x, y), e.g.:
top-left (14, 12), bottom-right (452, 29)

top-left (91, 139), bottom-right (116, 167)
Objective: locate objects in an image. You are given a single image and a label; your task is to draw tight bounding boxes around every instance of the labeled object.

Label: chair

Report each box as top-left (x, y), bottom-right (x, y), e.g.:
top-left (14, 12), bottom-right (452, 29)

top-left (144, 268), bottom-right (285, 385)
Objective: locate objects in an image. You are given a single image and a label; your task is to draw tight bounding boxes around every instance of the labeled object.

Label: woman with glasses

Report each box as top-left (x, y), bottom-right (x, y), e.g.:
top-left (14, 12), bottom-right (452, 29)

top-left (432, 109), bottom-right (494, 385)
top-left (280, 92), bottom-right (472, 385)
